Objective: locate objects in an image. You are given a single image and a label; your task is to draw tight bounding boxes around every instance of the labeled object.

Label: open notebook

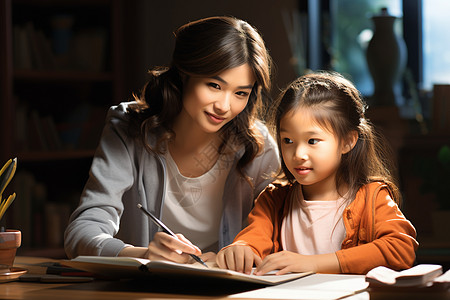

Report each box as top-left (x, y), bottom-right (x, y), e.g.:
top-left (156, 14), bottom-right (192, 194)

top-left (63, 256), bottom-right (313, 285)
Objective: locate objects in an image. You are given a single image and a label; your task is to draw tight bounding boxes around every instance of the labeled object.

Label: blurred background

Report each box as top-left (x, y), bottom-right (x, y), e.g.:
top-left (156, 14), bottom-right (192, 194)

top-left (0, 0), bottom-right (449, 269)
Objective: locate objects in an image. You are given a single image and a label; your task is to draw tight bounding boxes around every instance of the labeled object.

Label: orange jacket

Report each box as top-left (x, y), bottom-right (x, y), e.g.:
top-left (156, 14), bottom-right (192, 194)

top-left (232, 182), bottom-right (418, 274)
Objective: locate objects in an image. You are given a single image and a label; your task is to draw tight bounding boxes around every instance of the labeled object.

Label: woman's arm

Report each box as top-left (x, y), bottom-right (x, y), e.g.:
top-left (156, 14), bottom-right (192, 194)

top-left (64, 105), bottom-right (136, 258)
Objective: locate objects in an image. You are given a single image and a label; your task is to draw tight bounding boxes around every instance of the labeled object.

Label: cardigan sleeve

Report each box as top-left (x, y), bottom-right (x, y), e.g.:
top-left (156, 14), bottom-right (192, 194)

top-left (230, 184), bottom-right (287, 258)
top-left (336, 184), bottom-right (418, 274)
top-left (64, 104), bottom-right (136, 258)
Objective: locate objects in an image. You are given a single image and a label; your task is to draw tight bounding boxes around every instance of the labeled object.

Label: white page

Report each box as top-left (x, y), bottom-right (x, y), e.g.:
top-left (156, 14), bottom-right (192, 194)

top-left (229, 274), bottom-right (369, 300)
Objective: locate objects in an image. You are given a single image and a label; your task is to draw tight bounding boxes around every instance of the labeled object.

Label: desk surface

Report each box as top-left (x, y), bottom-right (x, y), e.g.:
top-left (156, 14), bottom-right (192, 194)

top-left (1, 257), bottom-right (448, 300)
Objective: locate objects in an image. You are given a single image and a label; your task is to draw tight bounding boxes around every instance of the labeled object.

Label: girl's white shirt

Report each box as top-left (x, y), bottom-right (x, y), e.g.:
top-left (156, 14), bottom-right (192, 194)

top-left (281, 187), bottom-right (347, 255)
top-left (162, 149), bottom-right (234, 251)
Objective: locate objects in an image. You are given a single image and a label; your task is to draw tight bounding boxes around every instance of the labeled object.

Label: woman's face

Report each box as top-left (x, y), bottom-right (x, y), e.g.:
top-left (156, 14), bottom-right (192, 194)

top-left (180, 64), bottom-right (255, 134)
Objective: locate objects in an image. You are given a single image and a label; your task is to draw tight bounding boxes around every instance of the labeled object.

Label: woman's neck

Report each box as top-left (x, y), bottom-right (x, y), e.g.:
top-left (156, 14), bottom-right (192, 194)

top-left (171, 112), bottom-right (221, 153)
top-left (169, 113), bottom-right (222, 177)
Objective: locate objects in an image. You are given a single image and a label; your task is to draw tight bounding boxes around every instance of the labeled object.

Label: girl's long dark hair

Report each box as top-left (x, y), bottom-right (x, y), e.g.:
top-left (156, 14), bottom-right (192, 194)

top-left (127, 16), bottom-right (272, 183)
top-left (269, 71), bottom-right (401, 204)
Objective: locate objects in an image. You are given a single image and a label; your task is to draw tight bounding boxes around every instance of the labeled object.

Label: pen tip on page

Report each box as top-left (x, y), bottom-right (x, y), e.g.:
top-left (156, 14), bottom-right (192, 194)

top-left (137, 204), bottom-right (142, 209)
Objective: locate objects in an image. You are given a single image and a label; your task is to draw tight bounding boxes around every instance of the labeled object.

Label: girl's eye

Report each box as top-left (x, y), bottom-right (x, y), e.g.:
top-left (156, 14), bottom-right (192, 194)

top-left (308, 139), bottom-right (319, 145)
top-left (208, 82), bottom-right (220, 89)
top-left (282, 137), bottom-right (293, 144)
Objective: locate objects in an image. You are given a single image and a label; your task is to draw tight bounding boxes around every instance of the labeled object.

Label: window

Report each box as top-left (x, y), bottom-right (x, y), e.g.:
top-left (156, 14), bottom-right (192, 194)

top-left (331, 0), bottom-right (402, 97)
top-left (422, 0), bottom-right (450, 90)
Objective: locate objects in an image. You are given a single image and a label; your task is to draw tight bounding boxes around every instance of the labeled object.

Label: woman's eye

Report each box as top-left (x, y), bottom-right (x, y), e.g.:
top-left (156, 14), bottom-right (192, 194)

top-left (282, 138), bottom-right (293, 144)
top-left (308, 139), bottom-right (319, 145)
top-left (208, 82), bottom-right (220, 89)
top-left (236, 91), bottom-right (249, 97)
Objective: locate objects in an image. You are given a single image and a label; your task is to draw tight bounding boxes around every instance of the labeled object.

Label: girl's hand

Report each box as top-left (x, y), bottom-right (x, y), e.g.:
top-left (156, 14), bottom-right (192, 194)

top-left (254, 251), bottom-right (341, 275)
top-left (216, 243), bottom-right (262, 274)
top-left (146, 231), bottom-right (202, 263)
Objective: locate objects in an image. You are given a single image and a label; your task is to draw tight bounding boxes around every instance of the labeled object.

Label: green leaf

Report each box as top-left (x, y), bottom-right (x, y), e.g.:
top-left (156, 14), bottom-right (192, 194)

top-left (438, 145), bottom-right (450, 165)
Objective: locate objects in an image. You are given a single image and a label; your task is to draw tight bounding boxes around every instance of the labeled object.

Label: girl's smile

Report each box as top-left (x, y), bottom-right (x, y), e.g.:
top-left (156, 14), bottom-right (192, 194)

top-left (293, 166), bottom-right (312, 176)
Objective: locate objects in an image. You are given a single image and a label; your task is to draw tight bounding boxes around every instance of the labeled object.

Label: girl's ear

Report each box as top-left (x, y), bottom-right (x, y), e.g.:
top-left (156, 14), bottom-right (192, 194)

top-left (342, 131), bottom-right (358, 154)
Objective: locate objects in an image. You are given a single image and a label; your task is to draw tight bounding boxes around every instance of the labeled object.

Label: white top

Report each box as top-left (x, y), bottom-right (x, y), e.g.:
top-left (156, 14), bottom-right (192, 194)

top-left (281, 188), bottom-right (347, 255)
top-left (161, 150), bottom-right (233, 251)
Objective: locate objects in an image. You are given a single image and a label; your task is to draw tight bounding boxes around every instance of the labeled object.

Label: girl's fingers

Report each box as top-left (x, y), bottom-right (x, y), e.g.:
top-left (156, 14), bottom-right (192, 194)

top-left (216, 245), bottom-right (258, 274)
top-left (255, 253), bottom-right (280, 275)
top-left (243, 248), bottom-right (258, 274)
top-left (216, 251), bottom-right (226, 268)
top-left (253, 253), bottom-right (262, 268)
top-left (224, 248), bottom-right (236, 271)
top-left (275, 266), bottom-right (292, 275)
top-left (234, 247), bottom-right (246, 273)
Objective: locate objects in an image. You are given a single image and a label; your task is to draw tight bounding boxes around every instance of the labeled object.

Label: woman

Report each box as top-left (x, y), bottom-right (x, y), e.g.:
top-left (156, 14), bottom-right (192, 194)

top-left (64, 16), bottom-right (280, 263)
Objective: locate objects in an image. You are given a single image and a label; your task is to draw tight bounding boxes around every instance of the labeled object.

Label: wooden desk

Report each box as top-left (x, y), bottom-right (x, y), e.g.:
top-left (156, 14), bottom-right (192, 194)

top-left (1, 257), bottom-right (449, 300)
top-left (2, 278), bottom-right (450, 300)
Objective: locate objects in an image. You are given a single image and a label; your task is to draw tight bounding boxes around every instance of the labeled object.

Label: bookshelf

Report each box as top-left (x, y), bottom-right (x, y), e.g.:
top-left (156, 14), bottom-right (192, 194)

top-left (0, 0), bottom-right (123, 257)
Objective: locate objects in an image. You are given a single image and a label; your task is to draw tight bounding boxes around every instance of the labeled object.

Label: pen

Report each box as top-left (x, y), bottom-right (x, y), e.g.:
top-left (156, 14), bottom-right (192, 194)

top-left (137, 203), bottom-right (208, 268)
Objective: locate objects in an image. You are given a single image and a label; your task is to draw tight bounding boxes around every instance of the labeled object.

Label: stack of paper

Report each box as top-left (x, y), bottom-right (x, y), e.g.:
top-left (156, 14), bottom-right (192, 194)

top-left (366, 264), bottom-right (449, 289)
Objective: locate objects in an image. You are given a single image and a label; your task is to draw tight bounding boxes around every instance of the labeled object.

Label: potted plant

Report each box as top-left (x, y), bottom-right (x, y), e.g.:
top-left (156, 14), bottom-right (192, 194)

top-left (0, 158), bottom-right (20, 273)
top-left (414, 145), bottom-right (450, 238)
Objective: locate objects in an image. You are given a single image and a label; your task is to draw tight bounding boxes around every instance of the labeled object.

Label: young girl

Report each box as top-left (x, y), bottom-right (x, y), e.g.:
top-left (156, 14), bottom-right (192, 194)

top-left (216, 71), bottom-right (418, 275)
top-left (64, 16), bottom-right (280, 263)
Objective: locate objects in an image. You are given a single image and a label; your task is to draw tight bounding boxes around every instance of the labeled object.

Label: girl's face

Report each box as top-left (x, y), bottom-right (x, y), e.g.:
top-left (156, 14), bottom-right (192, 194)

top-left (180, 64), bottom-right (255, 134)
top-left (279, 108), bottom-right (351, 200)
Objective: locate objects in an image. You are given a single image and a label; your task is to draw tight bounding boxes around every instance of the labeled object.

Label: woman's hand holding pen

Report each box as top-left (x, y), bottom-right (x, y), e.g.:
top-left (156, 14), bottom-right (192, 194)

top-left (117, 233), bottom-right (214, 265)
top-left (146, 232), bottom-right (203, 263)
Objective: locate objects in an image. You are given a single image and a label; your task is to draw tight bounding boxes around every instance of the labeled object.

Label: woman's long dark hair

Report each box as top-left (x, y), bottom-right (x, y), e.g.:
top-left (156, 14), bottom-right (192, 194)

top-left (269, 71), bottom-right (401, 204)
top-left (128, 16), bottom-right (272, 183)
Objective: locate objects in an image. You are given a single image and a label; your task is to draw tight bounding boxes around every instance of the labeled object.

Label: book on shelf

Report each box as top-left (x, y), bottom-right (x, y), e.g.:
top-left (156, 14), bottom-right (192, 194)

top-left (41, 115), bottom-right (63, 151)
top-left (63, 256), bottom-right (313, 285)
top-left (29, 110), bottom-right (49, 151)
top-left (13, 25), bottom-right (32, 70)
top-left (20, 22), bottom-right (55, 71)
top-left (13, 19), bottom-right (107, 72)
top-left (26, 110), bottom-right (63, 152)
top-left (366, 264), bottom-right (450, 289)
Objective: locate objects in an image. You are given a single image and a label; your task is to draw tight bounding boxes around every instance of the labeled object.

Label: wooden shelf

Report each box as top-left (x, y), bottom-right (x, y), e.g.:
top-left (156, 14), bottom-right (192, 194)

top-left (0, 0), bottom-right (123, 251)
top-left (12, 0), bottom-right (111, 6)
top-left (14, 70), bottom-right (114, 82)
top-left (17, 150), bottom-right (96, 162)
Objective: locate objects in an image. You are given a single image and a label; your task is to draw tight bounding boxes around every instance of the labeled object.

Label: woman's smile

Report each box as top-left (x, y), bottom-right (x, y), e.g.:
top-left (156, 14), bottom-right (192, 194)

top-left (205, 111), bottom-right (226, 124)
